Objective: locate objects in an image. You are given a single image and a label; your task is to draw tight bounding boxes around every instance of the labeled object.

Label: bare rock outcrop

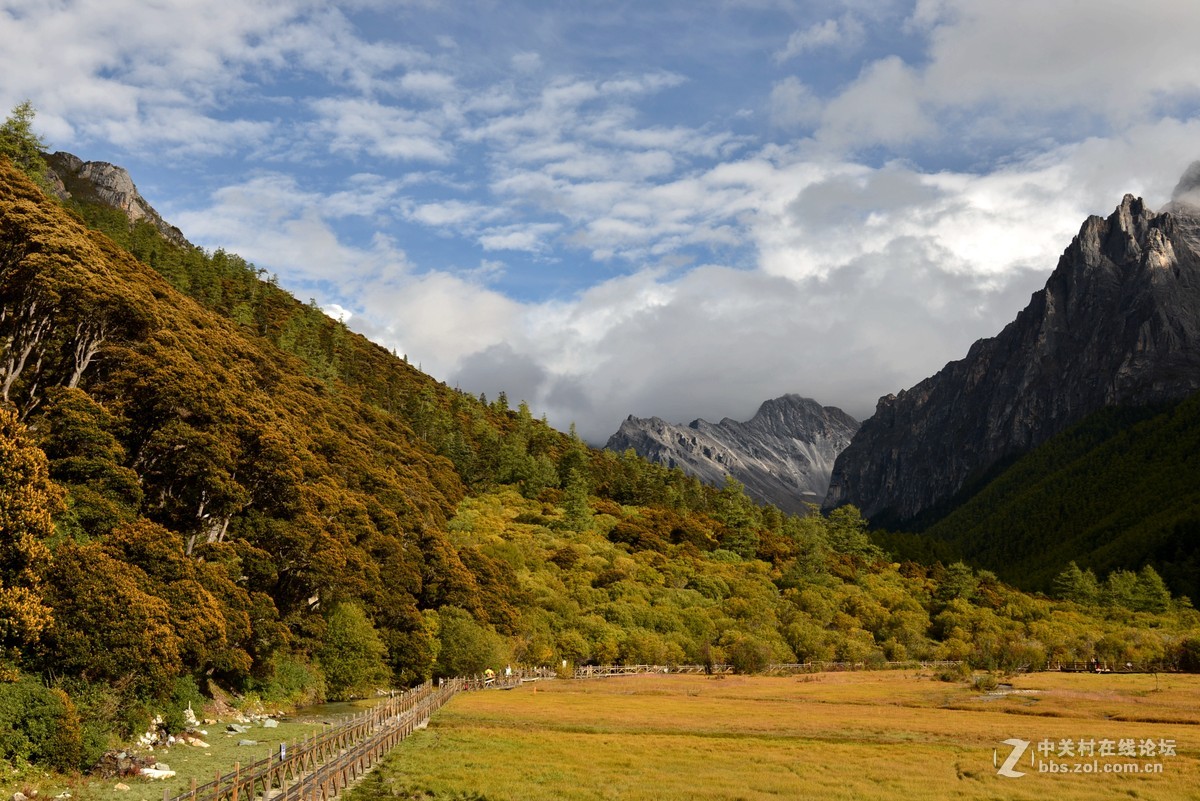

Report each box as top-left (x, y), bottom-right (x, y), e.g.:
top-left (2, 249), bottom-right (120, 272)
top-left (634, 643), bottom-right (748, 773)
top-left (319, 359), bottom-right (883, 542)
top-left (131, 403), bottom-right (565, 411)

top-left (45, 151), bottom-right (190, 248)
top-left (825, 182), bottom-right (1200, 525)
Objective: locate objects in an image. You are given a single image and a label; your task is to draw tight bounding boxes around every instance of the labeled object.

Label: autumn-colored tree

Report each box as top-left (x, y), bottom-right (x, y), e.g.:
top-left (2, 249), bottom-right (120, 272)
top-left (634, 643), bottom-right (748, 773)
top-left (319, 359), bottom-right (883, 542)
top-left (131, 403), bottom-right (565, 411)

top-left (41, 542), bottom-right (182, 696)
top-left (0, 406), bottom-right (61, 661)
top-left (38, 386), bottom-right (143, 536)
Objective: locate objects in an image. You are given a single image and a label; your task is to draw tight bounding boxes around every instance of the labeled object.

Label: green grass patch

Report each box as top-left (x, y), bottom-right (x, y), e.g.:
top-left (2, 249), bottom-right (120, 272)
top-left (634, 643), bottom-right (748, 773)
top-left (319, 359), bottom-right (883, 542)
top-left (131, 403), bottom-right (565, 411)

top-left (1, 701), bottom-right (380, 801)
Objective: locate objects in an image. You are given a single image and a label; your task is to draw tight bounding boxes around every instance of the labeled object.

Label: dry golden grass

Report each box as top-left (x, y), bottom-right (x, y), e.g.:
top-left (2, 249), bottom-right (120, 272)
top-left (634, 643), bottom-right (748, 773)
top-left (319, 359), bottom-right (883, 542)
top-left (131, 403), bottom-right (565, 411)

top-left (351, 672), bottom-right (1200, 801)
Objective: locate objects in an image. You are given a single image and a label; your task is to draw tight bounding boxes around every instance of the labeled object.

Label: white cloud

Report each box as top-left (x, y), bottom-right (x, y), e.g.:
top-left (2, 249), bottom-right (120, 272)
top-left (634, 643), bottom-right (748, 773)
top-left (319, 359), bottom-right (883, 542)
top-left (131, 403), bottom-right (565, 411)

top-left (405, 199), bottom-right (504, 228)
top-left (173, 173), bottom-right (413, 287)
top-left (398, 71), bottom-right (457, 98)
top-left (775, 14), bottom-right (865, 62)
top-left (310, 97), bottom-right (453, 162)
top-left (769, 77), bottom-right (821, 130)
top-left (912, 0), bottom-right (1200, 120)
top-left (478, 223), bottom-right (561, 252)
top-left (809, 0), bottom-right (1200, 153)
top-left (356, 272), bottom-right (524, 378)
top-left (817, 56), bottom-right (932, 149)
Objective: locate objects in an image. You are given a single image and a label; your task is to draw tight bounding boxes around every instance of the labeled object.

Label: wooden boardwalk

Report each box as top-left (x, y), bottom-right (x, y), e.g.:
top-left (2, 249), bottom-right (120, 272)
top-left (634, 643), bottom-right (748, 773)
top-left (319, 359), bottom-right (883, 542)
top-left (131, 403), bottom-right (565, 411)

top-left (164, 660), bottom-right (967, 801)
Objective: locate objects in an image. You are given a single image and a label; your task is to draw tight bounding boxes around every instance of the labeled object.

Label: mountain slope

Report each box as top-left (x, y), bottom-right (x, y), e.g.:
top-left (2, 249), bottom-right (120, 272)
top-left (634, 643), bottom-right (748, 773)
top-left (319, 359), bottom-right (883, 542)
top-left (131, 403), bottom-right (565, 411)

top-left (826, 188), bottom-right (1200, 526)
top-left (877, 394), bottom-right (1200, 599)
top-left (606, 395), bottom-right (858, 514)
top-left (46, 151), bottom-right (190, 247)
top-left (5, 148), bottom-right (1200, 776)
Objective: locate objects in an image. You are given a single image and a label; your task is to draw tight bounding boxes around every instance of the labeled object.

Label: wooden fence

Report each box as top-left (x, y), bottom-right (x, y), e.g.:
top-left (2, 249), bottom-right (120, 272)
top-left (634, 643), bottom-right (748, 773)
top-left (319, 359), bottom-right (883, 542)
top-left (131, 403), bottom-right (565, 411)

top-left (163, 659), bottom-right (967, 801)
top-left (164, 679), bottom-right (461, 801)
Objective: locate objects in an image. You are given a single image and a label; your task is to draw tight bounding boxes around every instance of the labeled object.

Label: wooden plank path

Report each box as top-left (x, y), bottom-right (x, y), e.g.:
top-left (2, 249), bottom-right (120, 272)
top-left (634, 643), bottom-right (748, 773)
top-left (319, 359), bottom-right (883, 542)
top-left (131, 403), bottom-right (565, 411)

top-left (165, 660), bottom-right (967, 801)
top-left (164, 679), bottom-right (467, 801)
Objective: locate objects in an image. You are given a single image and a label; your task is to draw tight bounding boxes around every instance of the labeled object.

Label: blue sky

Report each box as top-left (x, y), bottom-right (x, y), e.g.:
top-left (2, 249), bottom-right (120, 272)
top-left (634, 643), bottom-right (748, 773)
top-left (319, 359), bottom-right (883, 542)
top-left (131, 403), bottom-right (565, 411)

top-left (5, 0), bottom-right (1200, 441)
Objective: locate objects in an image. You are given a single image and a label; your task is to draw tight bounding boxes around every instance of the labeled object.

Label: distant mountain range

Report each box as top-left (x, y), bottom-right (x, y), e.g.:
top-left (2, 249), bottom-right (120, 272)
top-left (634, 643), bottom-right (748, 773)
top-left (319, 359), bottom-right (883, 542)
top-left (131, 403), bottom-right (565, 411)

top-left (605, 395), bottom-right (858, 514)
top-left (607, 166), bottom-right (1200, 598)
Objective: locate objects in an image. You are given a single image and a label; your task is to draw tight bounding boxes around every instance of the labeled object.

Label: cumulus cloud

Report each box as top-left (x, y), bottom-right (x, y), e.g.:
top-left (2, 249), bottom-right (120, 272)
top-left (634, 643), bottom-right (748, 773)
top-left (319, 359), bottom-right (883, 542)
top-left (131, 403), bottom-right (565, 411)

top-left (810, 0), bottom-right (1200, 153)
top-left (172, 173), bottom-right (413, 290)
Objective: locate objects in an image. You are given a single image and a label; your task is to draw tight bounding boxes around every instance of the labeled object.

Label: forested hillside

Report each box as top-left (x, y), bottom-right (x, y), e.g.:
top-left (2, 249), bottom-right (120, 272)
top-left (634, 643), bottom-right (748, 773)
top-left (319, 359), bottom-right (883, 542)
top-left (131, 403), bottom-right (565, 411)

top-left (2, 150), bottom-right (1199, 776)
top-left (881, 394), bottom-right (1200, 600)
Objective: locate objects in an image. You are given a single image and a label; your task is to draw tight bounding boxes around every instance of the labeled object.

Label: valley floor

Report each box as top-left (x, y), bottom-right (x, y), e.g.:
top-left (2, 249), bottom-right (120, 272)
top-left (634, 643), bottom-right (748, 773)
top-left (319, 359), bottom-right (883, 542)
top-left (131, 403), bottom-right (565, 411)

top-left (348, 671), bottom-right (1200, 801)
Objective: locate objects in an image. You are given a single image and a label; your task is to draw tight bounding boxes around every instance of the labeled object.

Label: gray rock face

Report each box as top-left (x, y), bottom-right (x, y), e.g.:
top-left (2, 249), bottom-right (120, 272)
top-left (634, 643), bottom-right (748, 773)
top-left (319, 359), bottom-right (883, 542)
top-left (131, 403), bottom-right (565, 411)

top-left (825, 191), bottom-right (1200, 525)
top-left (605, 395), bottom-right (859, 514)
top-left (45, 151), bottom-right (190, 247)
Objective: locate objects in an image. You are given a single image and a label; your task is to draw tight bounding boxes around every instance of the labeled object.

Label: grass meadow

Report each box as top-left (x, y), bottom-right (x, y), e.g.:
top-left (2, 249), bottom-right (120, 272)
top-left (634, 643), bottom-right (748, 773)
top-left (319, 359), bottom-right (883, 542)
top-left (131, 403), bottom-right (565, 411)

top-left (349, 671), bottom-right (1200, 801)
top-left (1, 705), bottom-right (366, 801)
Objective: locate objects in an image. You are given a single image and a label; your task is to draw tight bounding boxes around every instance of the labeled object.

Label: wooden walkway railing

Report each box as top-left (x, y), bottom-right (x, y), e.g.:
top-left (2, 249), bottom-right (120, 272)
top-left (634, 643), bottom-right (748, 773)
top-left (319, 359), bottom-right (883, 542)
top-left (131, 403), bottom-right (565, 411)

top-left (163, 659), bottom-right (967, 801)
top-left (164, 679), bottom-right (458, 801)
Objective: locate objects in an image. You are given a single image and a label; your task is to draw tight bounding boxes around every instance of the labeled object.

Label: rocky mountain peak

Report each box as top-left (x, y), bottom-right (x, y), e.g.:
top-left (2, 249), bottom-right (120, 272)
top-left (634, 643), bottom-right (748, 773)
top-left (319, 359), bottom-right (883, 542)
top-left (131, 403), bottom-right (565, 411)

top-left (45, 151), bottom-right (190, 248)
top-left (825, 180), bottom-right (1200, 525)
top-left (607, 395), bottom-right (858, 514)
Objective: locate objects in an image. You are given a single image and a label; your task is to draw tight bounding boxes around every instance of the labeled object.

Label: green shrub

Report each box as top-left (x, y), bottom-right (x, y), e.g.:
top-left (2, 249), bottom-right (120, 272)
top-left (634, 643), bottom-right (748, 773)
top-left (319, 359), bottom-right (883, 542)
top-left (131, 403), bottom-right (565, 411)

top-left (257, 652), bottom-right (327, 706)
top-left (432, 607), bottom-right (509, 679)
top-left (973, 673), bottom-right (1000, 692)
top-left (936, 662), bottom-right (971, 682)
top-left (162, 675), bottom-right (206, 734)
top-left (0, 676), bottom-right (83, 771)
top-left (725, 633), bottom-right (772, 674)
top-left (317, 602), bottom-right (390, 700)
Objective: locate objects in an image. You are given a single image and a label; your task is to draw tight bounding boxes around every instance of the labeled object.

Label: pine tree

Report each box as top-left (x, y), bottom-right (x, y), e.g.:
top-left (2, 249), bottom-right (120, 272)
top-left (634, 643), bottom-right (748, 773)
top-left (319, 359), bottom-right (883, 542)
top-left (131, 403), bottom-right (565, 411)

top-left (563, 467), bottom-right (592, 531)
top-left (1052, 561), bottom-right (1100, 605)
top-left (0, 101), bottom-right (49, 189)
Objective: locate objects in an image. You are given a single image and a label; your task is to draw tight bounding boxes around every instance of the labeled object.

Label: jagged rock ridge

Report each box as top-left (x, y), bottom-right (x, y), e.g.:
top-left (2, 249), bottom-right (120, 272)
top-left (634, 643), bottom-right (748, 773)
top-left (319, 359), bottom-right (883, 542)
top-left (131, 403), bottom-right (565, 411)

top-left (45, 151), bottom-right (190, 248)
top-left (606, 395), bottom-right (858, 514)
top-left (825, 181), bottom-right (1200, 525)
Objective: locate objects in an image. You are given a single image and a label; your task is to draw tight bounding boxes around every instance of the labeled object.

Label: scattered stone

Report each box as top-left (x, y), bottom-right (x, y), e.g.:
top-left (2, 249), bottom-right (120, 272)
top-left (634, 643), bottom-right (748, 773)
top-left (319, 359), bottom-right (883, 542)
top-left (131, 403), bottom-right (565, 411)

top-left (262, 719), bottom-right (278, 729)
top-left (53, 793), bottom-right (71, 800)
top-left (12, 792), bottom-right (28, 801)
top-left (153, 763), bottom-right (170, 772)
top-left (141, 768), bottom-right (176, 780)
top-left (92, 750), bottom-right (157, 778)
top-left (226, 724), bottom-right (250, 734)
top-left (113, 785), bottom-right (130, 793)
top-left (237, 740), bottom-right (258, 747)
